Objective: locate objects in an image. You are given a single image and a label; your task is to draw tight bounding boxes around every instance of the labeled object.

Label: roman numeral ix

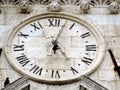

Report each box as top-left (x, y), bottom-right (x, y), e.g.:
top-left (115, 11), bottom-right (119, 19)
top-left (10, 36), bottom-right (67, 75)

top-left (13, 44), bottom-right (24, 51)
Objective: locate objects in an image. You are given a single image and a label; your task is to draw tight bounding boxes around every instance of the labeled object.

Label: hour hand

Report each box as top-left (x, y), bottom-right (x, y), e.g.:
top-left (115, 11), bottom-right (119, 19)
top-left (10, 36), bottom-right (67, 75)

top-left (58, 46), bottom-right (70, 61)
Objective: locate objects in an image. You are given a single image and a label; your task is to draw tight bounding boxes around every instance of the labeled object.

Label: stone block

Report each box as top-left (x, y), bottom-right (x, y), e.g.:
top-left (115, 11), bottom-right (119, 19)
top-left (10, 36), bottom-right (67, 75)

top-left (98, 69), bottom-right (115, 81)
top-left (99, 50), bottom-right (114, 69)
top-left (30, 81), bottom-right (47, 90)
top-left (105, 24), bottom-right (116, 36)
top-left (111, 81), bottom-right (120, 90)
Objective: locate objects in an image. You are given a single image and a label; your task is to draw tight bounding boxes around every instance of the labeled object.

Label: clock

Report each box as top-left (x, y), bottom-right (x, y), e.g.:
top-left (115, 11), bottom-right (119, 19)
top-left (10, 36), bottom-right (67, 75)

top-left (4, 12), bottom-right (105, 84)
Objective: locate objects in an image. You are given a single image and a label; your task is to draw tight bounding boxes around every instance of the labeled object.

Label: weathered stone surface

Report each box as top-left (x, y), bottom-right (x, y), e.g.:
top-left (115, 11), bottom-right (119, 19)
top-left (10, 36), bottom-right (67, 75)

top-left (0, 4), bottom-right (120, 90)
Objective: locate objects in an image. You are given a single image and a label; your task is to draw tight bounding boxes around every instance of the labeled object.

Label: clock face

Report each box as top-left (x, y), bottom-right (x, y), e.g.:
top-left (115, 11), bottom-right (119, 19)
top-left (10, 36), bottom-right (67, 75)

top-left (4, 13), bottom-right (105, 84)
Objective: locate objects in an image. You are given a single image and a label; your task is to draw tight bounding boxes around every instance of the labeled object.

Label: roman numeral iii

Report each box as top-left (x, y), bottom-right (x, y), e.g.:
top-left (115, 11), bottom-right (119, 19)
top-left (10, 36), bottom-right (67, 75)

top-left (86, 45), bottom-right (97, 51)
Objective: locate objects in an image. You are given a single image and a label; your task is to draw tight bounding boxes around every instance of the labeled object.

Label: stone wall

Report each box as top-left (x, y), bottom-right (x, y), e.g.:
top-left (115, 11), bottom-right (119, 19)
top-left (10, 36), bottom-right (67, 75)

top-left (0, 4), bottom-right (120, 90)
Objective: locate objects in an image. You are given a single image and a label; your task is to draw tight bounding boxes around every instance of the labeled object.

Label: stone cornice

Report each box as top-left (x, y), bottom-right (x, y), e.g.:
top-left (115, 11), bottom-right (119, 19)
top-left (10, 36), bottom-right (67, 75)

top-left (0, 0), bottom-right (115, 6)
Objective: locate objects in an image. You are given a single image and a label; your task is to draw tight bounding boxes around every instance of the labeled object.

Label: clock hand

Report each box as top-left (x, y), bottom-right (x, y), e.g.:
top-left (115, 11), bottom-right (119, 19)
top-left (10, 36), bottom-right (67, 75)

top-left (52, 44), bottom-right (60, 54)
top-left (48, 42), bottom-right (70, 60)
top-left (46, 36), bottom-right (53, 42)
top-left (46, 36), bottom-right (56, 56)
top-left (47, 21), bottom-right (67, 56)
top-left (108, 49), bottom-right (120, 77)
top-left (47, 45), bottom-right (54, 56)
top-left (53, 20), bottom-right (67, 42)
top-left (58, 46), bottom-right (70, 61)
top-left (47, 43), bottom-right (59, 56)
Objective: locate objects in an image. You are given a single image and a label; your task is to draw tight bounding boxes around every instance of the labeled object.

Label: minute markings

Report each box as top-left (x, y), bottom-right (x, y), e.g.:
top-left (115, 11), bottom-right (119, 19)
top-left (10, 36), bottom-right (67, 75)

top-left (21, 41), bottom-right (25, 43)
top-left (78, 64), bottom-right (81, 66)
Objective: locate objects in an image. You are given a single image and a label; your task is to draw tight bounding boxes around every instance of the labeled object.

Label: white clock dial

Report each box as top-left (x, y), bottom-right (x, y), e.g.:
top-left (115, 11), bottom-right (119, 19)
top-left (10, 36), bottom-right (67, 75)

top-left (4, 13), bottom-right (105, 84)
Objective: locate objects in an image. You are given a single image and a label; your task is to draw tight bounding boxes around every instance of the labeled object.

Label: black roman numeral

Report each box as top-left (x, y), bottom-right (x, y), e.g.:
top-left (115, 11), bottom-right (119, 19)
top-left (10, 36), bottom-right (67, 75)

top-left (51, 70), bottom-right (60, 78)
top-left (18, 32), bottom-right (29, 39)
top-left (86, 45), bottom-right (96, 51)
top-left (82, 57), bottom-right (93, 65)
top-left (48, 18), bottom-right (60, 27)
top-left (71, 67), bottom-right (79, 75)
top-left (69, 23), bottom-right (75, 30)
top-left (13, 44), bottom-right (24, 51)
top-left (29, 65), bottom-right (43, 75)
top-left (81, 32), bottom-right (91, 38)
top-left (30, 21), bottom-right (43, 31)
top-left (16, 54), bottom-right (30, 66)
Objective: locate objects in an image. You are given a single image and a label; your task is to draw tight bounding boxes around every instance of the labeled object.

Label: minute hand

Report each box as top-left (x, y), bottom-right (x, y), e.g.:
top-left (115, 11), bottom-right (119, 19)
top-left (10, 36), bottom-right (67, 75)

top-left (53, 20), bottom-right (67, 41)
